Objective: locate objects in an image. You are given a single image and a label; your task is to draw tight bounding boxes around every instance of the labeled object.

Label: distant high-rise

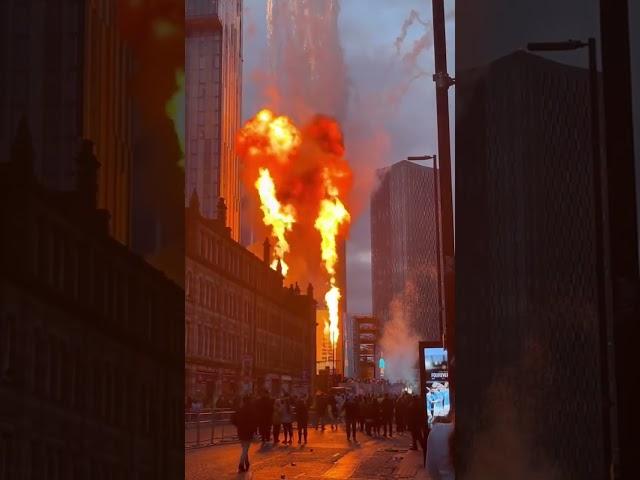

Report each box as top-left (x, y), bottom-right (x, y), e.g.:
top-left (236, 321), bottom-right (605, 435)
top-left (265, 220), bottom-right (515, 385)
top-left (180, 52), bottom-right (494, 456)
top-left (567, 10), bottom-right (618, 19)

top-left (456, 51), bottom-right (606, 478)
top-left (371, 160), bottom-right (442, 346)
top-left (0, 0), bottom-right (134, 245)
top-left (185, 0), bottom-right (242, 240)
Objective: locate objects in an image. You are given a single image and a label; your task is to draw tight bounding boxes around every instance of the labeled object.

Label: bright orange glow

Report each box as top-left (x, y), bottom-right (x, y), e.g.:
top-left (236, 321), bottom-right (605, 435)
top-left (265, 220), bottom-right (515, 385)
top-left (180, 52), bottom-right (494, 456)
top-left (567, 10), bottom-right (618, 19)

top-left (239, 108), bottom-right (301, 160)
top-left (237, 109), bottom-right (353, 349)
top-left (255, 168), bottom-right (296, 276)
top-left (325, 282), bottom-right (342, 345)
top-left (315, 172), bottom-right (351, 347)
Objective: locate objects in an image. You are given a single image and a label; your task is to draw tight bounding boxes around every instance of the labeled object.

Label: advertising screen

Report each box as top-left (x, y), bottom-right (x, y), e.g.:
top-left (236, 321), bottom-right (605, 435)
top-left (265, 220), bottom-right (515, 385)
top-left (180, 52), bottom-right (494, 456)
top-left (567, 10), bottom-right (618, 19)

top-left (419, 343), bottom-right (450, 425)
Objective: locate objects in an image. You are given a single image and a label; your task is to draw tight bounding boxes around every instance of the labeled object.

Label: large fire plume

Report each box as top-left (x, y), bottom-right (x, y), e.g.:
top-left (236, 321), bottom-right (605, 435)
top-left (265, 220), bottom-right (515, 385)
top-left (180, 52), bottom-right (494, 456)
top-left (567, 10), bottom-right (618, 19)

top-left (237, 108), bottom-right (352, 347)
top-left (255, 167), bottom-right (296, 276)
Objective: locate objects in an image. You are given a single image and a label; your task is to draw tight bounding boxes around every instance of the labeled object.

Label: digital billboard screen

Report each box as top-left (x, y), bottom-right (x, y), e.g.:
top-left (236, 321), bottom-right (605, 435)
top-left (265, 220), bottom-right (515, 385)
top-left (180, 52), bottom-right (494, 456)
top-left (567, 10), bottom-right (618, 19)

top-left (419, 343), bottom-right (450, 425)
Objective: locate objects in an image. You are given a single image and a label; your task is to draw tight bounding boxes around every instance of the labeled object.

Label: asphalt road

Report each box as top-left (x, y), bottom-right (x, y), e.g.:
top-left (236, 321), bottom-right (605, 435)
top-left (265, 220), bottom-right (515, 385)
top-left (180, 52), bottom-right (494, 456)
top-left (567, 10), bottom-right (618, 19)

top-left (186, 426), bottom-right (431, 480)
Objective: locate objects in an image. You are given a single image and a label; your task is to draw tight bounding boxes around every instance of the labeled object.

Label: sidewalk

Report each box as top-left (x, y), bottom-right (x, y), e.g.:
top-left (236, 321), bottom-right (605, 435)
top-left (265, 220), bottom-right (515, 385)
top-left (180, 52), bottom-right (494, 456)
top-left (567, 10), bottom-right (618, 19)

top-left (186, 426), bottom-right (430, 480)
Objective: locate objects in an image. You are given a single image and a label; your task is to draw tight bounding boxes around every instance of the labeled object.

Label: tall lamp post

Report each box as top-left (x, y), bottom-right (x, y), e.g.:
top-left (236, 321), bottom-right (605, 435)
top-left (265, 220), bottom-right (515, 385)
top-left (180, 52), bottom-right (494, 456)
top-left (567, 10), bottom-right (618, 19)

top-left (431, 0), bottom-right (456, 414)
top-left (527, 39), bottom-right (613, 475)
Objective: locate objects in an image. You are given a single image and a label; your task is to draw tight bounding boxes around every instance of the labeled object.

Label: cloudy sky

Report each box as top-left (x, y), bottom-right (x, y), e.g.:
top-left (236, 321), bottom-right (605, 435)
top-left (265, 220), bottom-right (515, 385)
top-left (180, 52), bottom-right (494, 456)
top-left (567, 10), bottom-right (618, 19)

top-left (242, 0), bottom-right (454, 314)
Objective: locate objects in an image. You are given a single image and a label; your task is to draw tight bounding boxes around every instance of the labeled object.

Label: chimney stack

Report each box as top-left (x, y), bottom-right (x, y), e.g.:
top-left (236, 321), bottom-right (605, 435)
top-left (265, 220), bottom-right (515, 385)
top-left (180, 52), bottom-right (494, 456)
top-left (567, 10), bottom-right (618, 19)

top-left (263, 237), bottom-right (271, 265)
top-left (217, 197), bottom-right (227, 227)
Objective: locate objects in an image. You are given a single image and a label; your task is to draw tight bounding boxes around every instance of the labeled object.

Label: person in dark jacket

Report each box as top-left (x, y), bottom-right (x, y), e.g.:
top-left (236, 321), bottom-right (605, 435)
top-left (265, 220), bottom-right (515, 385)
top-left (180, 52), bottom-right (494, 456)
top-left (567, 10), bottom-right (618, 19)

top-left (232, 396), bottom-right (255, 472)
top-left (256, 390), bottom-right (273, 444)
top-left (295, 395), bottom-right (309, 444)
top-left (395, 393), bottom-right (407, 433)
top-left (344, 396), bottom-right (360, 442)
top-left (315, 393), bottom-right (328, 431)
top-left (382, 394), bottom-right (395, 437)
top-left (329, 394), bottom-right (339, 431)
top-left (364, 398), bottom-right (375, 436)
top-left (357, 395), bottom-right (366, 432)
top-left (408, 395), bottom-right (426, 450)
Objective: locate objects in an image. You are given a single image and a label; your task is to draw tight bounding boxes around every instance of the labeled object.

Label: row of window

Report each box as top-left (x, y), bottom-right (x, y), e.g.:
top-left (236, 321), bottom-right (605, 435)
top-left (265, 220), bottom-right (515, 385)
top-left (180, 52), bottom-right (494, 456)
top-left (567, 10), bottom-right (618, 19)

top-left (187, 273), bottom-right (252, 323)
top-left (185, 322), bottom-right (248, 363)
top-left (254, 338), bottom-right (305, 371)
top-left (195, 228), bottom-right (274, 293)
top-left (0, 432), bottom-right (159, 480)
top-left (0, 313), bottom-right (180, 443)
top-left (32, 217), bottom-right (181, 356)
top-left (187, 270), bottom-right (305, 341)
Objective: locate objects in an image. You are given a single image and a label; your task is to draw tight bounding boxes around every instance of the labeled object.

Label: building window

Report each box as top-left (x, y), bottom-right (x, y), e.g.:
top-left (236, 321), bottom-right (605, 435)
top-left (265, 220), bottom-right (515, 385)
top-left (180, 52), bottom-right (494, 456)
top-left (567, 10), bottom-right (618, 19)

top-left (1, 314), bottom-right (16, 380)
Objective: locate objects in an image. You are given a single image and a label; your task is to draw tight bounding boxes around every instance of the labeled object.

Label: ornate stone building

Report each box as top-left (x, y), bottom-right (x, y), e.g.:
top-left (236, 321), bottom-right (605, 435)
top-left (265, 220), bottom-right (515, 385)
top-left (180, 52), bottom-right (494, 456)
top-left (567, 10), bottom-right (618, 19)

top-left (185, 193), bottom-right (316, 402)
top-left (0, 123), bottom-right (184, 478)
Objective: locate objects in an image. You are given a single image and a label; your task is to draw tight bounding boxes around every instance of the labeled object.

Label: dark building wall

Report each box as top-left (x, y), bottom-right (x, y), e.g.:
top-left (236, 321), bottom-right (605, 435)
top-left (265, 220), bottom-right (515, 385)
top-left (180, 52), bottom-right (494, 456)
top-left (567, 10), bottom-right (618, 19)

top-left (371, 160), bottom-right (441, 345)
top-left (456, 51), bottom-right (605, 479)
top-left (0, 141), bottom-right (184, 479)
top-left (0, 0), bottom-right (134, 245)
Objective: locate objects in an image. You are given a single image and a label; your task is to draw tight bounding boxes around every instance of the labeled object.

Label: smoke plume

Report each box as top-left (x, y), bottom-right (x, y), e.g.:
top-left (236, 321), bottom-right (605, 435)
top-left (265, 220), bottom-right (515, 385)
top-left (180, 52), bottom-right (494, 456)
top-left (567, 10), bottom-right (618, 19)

top-left (378, 280), bottom-right (421, 388)
top-left (394, 9), bottom-right (429, 54)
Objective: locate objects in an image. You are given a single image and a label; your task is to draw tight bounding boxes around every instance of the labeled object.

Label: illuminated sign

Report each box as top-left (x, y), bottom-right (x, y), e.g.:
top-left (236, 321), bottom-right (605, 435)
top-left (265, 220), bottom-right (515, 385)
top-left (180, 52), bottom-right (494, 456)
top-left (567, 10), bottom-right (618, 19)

top-left (419, 342), bottom-right (451, 425)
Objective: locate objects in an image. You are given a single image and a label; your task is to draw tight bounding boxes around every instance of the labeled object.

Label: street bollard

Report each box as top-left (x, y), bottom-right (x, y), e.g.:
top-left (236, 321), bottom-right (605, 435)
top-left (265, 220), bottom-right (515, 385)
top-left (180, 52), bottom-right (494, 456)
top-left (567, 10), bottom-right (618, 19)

top-left (211, 410), bottom-right (216, 445)
top-left (196, 411), bottom-right (200, 446)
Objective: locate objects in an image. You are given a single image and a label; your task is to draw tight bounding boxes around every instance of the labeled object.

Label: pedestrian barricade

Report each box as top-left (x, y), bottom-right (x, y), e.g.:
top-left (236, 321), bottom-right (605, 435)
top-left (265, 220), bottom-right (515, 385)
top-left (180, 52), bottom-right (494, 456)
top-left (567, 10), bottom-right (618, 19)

top-left (185, 408), bottom-right (238, 448)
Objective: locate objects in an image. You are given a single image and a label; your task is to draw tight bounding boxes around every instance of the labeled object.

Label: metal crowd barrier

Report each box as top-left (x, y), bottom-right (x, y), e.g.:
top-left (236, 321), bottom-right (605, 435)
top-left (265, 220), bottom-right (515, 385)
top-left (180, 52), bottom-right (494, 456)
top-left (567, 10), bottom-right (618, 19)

top-left (185, 408), bottom-right (238, 448)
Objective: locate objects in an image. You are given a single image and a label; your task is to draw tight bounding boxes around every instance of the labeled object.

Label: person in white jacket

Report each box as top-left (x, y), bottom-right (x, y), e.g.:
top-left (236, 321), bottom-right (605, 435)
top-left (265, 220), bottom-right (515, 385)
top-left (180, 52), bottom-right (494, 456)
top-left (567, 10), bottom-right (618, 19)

top-left (426, 413), bottom-right (455, 480)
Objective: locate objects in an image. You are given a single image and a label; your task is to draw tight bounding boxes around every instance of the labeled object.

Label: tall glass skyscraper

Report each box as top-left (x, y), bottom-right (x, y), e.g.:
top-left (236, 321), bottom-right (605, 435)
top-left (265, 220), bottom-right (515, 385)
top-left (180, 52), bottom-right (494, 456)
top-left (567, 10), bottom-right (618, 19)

top-left (371, 160), bottom-right (443, 345)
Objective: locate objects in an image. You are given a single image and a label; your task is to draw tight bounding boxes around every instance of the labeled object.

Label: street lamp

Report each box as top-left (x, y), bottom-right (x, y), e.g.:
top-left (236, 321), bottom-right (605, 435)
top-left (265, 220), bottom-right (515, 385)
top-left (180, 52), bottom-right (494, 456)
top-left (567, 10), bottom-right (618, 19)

top-left (527, 38), bottom-right (612, 472)
top-left (407, 154), bottom-right (436, 162)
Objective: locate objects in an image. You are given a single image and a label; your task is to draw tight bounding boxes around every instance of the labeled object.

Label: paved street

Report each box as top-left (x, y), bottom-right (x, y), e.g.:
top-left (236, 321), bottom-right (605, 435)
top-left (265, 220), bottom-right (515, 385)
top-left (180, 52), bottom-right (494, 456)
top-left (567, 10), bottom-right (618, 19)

top-left (186, 426), bottom-right (430, 480)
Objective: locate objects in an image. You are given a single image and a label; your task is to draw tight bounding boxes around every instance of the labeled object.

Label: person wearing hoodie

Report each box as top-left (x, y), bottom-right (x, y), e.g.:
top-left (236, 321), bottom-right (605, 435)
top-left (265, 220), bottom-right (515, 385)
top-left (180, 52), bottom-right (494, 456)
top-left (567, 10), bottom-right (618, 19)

top-left (281, 395), bottom-right (294, 444)
top-left (295, 395), bottom-right (310, 444)
top-left (272, 398), bottom-right (283, 444)
top-left (344, 395), bottom-right (360, 442)
top-left (256, 390), bottom-right (273, 444)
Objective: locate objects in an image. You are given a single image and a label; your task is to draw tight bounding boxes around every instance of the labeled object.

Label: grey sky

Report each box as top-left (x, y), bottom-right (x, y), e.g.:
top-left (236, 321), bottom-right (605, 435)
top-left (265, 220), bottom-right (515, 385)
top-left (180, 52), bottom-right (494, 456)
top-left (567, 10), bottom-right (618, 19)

top-left (242, 0), bottom-right (454, 314)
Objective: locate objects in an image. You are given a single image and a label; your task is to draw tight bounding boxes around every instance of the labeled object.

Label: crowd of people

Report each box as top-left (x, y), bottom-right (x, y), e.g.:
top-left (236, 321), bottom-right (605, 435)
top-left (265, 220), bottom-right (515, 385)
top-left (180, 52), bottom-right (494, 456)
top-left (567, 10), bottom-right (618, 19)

top-left (229, 389), bottom-right (454, 477)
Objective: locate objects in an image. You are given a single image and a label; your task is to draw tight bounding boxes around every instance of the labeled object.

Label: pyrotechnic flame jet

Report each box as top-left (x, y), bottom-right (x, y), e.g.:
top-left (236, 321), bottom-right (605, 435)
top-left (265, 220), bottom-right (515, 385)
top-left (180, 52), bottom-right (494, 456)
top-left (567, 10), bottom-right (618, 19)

top-left (255, 168), bottom-right (296, 276)
top-left (238, 109), bottom-right (301, 277)
top-left (315, 170), bottom-right (350, 347)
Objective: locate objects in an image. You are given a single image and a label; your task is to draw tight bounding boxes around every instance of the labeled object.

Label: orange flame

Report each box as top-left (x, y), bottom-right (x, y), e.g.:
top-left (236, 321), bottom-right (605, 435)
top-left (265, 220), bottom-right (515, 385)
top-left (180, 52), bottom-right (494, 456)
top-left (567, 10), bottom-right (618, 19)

top-left (315, 172), bottom-right (350, 347)
top-left (237, 109), bottom-right (353, 331)
top-left (239, 108), bottom-right (301, 161)
top-left (255, 168), bottom-right (296, 276)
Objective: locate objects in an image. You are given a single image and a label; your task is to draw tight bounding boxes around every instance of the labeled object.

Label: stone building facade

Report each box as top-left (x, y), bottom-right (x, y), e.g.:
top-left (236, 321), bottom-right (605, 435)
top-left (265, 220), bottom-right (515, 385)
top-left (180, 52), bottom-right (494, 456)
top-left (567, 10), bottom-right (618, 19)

top-left (185, 193), bottom-right (316, 403)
